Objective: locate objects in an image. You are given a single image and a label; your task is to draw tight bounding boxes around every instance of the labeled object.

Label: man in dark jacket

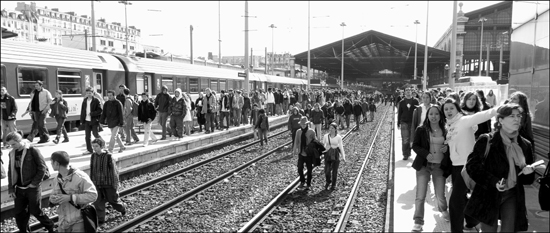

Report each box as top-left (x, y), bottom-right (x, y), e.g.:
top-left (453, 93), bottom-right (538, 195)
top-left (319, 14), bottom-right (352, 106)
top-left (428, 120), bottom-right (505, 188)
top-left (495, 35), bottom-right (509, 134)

top-left (287, 107), bottom-right (302, 148)
top-left (397, 87), bottom-right (419, 160)
top-left (1, 86), bottom-right (18, 149)
top-left (50, 90), bottom-right (69, 144)
top-left (353, 100), bottom-right (363, 130)
top-left (368, 100), bottom-right (377, 122)
top-left (100, 90), bottom-right (126, 153)
top-left (343, 99), bottom-right (353, 129)
top-left (168, 88), bottom-right (186, 140)
top-left (334, 101), bottom-right (345, 129)
top-left (81, 87), bottom-right (103, 155)
top-left (242, 92), bottom-right (251, 125)
top-left (219, 90), bottom-right (231, 130)
top-left (6, 132), bottom-right (55, 233)
top-left (138, 93), bottom-right (158, 147)
top-left (154, 85), bottom-right (171, 140)
top-left (116, 84), bottom-right (127, 141)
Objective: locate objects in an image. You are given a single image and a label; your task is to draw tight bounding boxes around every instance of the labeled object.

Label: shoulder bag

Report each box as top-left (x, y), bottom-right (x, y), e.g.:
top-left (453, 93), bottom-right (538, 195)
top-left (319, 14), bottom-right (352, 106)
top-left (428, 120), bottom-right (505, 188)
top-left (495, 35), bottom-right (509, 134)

top-left (461, 134), bottom-right (491, 190)
top-left (57, 182), bottom-right (98, 233)
top-left (538, 157), bottom-right (550, 211)
top-left (324, 134), bottom-right (340, 162)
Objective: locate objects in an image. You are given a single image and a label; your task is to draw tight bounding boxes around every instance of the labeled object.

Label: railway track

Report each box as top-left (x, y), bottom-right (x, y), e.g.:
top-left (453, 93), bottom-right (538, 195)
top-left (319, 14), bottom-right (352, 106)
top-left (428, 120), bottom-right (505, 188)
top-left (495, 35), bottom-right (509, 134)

top-left (14, 127), bottom-right (288, 233)
top-left (237, 105), bottom-right (392, 232)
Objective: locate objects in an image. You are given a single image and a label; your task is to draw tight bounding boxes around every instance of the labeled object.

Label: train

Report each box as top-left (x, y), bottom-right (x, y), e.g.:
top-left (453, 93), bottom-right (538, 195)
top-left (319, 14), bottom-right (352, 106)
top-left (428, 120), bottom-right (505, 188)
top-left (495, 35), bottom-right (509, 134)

top-left (1, 40), bottom-right (307, 135)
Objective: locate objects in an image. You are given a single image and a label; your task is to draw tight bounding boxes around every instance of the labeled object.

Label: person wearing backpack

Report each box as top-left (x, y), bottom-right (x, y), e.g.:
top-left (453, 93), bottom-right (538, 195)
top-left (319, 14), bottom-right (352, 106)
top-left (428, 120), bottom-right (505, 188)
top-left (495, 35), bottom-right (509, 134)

top-left (122, 88), bottom-right (139, 146)
top-left (464, 104), bottom-right (536, 232)
top-left (255, 109), bottom-right (269, 146)
top-left (6, 131), bottom-right (56, 233)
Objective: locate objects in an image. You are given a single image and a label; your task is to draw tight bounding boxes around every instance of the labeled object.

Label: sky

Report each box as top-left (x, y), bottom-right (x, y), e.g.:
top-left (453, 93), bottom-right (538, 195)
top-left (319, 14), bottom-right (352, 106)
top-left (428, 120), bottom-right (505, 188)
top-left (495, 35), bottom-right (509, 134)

top-left (1, 1), bottom-right (508, 58)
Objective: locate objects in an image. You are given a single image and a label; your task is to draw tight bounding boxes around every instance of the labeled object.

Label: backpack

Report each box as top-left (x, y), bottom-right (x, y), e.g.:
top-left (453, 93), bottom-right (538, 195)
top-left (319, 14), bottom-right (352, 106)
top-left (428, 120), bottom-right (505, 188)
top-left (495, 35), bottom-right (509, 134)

top-left (461, 134), bottom-right (491, 190)
top-left (128, 98), bottom-right (139, 116)
top-left (260, 115), bottom-right (268, 130)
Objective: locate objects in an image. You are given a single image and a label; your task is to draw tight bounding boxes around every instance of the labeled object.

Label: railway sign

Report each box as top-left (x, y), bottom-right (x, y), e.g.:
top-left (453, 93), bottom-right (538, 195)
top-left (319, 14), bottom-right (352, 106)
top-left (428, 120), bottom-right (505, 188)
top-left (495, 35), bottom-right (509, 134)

top-left (238, 72), bottom-right (246, 77)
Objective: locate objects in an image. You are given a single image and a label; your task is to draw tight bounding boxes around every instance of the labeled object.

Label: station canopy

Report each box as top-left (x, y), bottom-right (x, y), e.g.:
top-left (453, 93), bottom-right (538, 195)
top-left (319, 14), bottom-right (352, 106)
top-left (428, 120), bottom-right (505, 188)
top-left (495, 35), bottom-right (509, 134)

top-left (293, 30), bottom-right (450, 80)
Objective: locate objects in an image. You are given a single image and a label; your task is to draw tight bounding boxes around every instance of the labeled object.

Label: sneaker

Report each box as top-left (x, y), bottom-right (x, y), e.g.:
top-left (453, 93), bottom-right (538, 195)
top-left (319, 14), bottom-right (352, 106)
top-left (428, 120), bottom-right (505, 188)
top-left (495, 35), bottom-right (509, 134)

top-left (160, 137), bottom-right (167, 140)
top-left (412, 224), bottom-right (423, 232)
top-left (134, 140), bottom-right (140, 143)
top-left (298, 183), bottom-right (304, 190)
top-left (330, 186), bottom-right (337, 191)
top-left (62, 138), bottom-right (69, 143)
top-left (403, 155), bottom-right (410, 160)
top-left (304, 185), bottom-right (310, 191)
top-left (53, 138), bottom-right (59, 144)
top-left (325, 183), bottom-right (330, 190)
top-left (118, 147), bottom-right (126, 153)
top-left (37, 139), bottom-right (49, 144)
top-left (463, 225), bottom-right (479, 232)
top-left (124, 142), bottom-right (133, 146)
top-left (441, 211), bottom-right (450, 222)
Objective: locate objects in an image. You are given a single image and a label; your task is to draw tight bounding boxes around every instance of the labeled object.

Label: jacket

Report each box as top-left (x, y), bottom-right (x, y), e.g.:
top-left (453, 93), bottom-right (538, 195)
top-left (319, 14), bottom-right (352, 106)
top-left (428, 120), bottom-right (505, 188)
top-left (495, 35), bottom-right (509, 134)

top-left (8, 142), bottom-right (48, 194)
top-left (310, 109), bottom-right (324, 124)
top-left (80, 96), bottom-right (102, 125)
top-left (243, 96), bottom-right (251, 111)
top-left (397, 97), bottom-right (419, 125)
top-left (343, 102), bottom-right (352, 115)
top-left (255, 113), bottom-right (269, 130)
top-left (27, 88), bottom-right (53, 112)
top-left (334, 105), bottom-right (345, 115)
top-left (410, 105), bottom-right (428, 144)
top-left (353, 104), bottom-right (362, 116)
top-left (287, 113), bottom-right (302, 130)
top-left (138, 100), bottom-right (157, 123)
top-left (116, 93), bottom-right (126, 107)
top-left (169, 97), bottom-right (186, 117)
top-left (50, 97), bottom-right (68, 118)
top-left (154, 92), bottom-right (172, 113)
top-left (266, 92), bottom-right (275, 104)
top-left (411, 126), bottom-right (452, 178)
top-left (293, 128), bottom-right (316, 156)
top-left (464, 132), bottom-right (534, 231)
top-left (306, 139), bottom-right (326, 163)
top-left (232, 95), bottom-right (244, 109)
top-left (368, 103), bottom-right (377, 112)
top-left (100, 99), bottom-right (124, 128)
top-left (201, 93), bottom-right (218, 114)
top-left (50, 167), bottom-right (97, 230)
top-left (123, 97), bottom-right (134, 119)
top-left (1, 94), bottom-right (18, 120)
top-left (220, 94), bottom-right (231, 112)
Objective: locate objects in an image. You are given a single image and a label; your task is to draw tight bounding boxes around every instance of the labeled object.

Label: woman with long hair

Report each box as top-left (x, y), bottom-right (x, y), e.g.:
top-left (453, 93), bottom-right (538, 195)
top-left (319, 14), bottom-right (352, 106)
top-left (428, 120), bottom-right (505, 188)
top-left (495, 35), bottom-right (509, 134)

top-left (323, 122), bottom-right (346, 190)
top-left (461, 91), bottom-right (491, 139)
top-left (182, 92), bottom-right (193, 136)
top-left (486, 89), bottom-right (497, 107)
top-left (411, 105), bottom-right (452, 231)
top-left (465, 104), bottom-right (535, 232)
top-left (442, 98), bottom-right (498, 232)
top-left (195, 92), bottom-right (206, 132)
top-left (509, 91), bottom-right (534, 147)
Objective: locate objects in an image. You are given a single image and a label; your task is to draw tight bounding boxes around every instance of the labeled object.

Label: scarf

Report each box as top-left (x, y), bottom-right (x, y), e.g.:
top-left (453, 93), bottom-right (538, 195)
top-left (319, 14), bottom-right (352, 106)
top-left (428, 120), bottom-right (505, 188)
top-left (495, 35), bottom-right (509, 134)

top-left (500, 130), bottom-right (526, 190)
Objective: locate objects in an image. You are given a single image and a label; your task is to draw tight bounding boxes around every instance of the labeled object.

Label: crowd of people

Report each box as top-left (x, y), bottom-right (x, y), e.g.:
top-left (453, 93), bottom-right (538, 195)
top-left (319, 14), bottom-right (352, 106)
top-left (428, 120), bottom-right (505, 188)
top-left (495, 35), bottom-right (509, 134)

top-left (395, 86), bottom-right (539, 232)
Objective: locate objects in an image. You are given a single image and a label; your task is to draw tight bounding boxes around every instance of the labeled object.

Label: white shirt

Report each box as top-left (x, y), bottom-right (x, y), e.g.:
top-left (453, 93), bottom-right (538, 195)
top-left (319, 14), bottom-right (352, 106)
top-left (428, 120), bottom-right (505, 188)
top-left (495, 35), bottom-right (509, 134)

top-left (86, 98), bottom-right (92, 121)
top-left (323, 133), bottom-right (346, 159)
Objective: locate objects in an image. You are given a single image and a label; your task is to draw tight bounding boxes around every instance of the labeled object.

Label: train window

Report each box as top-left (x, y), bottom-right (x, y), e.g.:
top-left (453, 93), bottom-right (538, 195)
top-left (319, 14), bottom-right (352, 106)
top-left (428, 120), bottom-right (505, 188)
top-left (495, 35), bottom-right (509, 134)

top-left (210, 80), bottom-right (218, 92)
top-left (1, 65), bottom-right (5, 88)
top-left (176, 77), bottom-right (187, 93)
top-left (57, 69), bottom-right (82, 95)
top-left (17, 66), bottom-right (48, 96)
top-left (219, 80), bottom-right (226, 92)
top-left (162, 77), bottom-right (173, 94)
top-left (200, 78), bottom-right (209, 92)
top-left (226, 80), bottom-right (233, 91)
top-left (189, 78), bottom-right (199, 94)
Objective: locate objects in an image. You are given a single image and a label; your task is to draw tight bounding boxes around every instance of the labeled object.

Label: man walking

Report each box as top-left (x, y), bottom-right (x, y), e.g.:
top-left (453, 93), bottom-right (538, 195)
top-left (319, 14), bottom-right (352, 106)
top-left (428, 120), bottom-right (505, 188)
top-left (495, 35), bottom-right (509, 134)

top-left (81, 87), bottom-right (103, 155)
top-left (232, 90), bottom-right (244, 127)
top-left (397, 87), bottom-right (419, 160)
top-left (100, 90), bottom-right (126, 153)
top-left (6, 132), bottom-right (56, 233)
top-left (137, 93), bottom-right (158, 147)
top-left (266, 88), bottom-right (275, 116)
top-left (154, 85), bottom-right (171, 140)
top-left (242, 92), bottom-right (251, 125)
top-left (50, 90), bottom-right (69, 144)
top-left (1, 86), bottom-right (18, 149)
top-left (122, 88), bottom-right (139, 145)
top-left (116, 85), bottom-right (127, 141)
top-left (49, 151), bottom-right (97, 232)
top-left (26, 81), bottom-right (52, 143)
top-left (168, 88), bottom-right (185, 140)
top-left (219, 90), bottom-right (231, 130)
top-left (202, 88), bottom-right (217, 134)
top-left (293, 117), bottom-right (316, 190)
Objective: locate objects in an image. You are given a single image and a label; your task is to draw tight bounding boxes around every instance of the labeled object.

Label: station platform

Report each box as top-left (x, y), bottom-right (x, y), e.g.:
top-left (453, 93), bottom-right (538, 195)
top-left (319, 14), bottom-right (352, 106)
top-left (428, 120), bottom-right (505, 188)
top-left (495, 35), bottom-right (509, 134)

top-left (0, 115), bottom-right (288, 215)
top-left (390, 109), bottom-right (549, 232)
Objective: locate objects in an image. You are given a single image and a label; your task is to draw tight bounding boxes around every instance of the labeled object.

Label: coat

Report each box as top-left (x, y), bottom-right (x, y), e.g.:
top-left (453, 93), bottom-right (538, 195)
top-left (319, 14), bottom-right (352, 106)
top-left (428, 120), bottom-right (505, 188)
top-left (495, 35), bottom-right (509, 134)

top-left (100, 99), bottom-right (124, 128)
top-left (306, 139), bottom-right (326, 166)
top-left (293, 128), bottom-right (316, 156)
top-left (80, 97), bottom-right (103, 126)
top-left (8, 142), bottom-right (48, 194)
top-left (0, 94), bottom-right (18, 120)
top-left (154, 92), bottom-right (172, 113)
top-left (464, 132), bottom-right (534, 231)
top-left (49, 97), bottom-right (68, 118)
top-left (137, 100), bottom-right (157, 123)
top-left (411, 126), bottom-right (452, 178)
top-left (27, 88), bottom-right (53, 112)
top-left (201, 93), bottom-right (218, 114)
top-left (168, 97), bottom-right (186, 117)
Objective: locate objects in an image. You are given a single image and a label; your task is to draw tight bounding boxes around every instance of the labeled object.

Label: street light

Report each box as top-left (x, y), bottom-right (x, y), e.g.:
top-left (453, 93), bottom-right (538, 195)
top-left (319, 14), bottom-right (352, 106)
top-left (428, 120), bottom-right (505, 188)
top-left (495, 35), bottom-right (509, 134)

top-left (340, 22), bottom-right (346, 90)
top-left (118, 1), bottom-right (132, 56)
top-left (478, 17), bottom-right (488, 76)
top-left (413, 20), bottom-right (420, 80)
top-left (269, 24), bottom-right (277, 75)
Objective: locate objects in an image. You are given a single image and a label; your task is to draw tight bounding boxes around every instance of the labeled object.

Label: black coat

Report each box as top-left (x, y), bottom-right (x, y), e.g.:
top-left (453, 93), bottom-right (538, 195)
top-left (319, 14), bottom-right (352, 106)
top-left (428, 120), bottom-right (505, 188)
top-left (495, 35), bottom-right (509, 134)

top-left (411, 126), bottom-right (452, 178)
top-left (306, 139), bottom-right (326, 166)
top-left (80, 97), bottom-right (102, 126)
top-left (137, 100), bottom-right (157, 123)
top-left (100, 99), bottom-right (124, 128)
top-left (464, 132), bottom-right (534, 231)
top-left (343, 102), bottom-right (353, 115)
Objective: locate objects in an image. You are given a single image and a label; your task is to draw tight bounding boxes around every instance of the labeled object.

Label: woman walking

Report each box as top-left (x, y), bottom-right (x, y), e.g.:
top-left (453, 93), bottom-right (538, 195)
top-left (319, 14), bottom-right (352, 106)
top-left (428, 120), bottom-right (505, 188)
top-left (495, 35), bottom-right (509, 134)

top-left (509, 91), bottom-right (534, 147)
top-left (465, 104), bottom-right (536, 232)
top-left (195, 92), bottom-right (206, 132)
top-left (461, 91), bottom-right (491, 139)
top-left (411, 106), bottom-right (452, 231)
top-left (183, 92), bottom-right (193, 136)
top-left (323, 122), bottom-right (346, 190)
top-left (137, 93), bottom-right (158, 147)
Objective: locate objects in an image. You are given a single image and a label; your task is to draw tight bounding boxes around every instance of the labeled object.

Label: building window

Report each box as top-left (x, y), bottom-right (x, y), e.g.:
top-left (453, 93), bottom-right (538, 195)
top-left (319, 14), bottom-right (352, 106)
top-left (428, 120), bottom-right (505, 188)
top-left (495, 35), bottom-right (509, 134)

top-left (17, 66), bottom-right (48, 96)
top-left (108, 41), bottom-right (113, 47)
top-left (123, 45), bottom-right (126, 49)
top-left (57, 69), bottom-right (82, 95)
top-left (130, 46), bottom-right (134, 50)
top-left (100, 40), bottom-right (106, 46)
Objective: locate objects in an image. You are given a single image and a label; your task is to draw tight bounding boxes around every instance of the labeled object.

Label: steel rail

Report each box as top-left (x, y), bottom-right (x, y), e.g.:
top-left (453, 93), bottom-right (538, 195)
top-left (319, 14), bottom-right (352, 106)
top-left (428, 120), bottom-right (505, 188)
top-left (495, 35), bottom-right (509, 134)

top-left (383, 108), bottom-right (395, 233)
top-left (333, 106), bottom-right (391, 232)
top-left (19, 125), bottom-right (288, 233)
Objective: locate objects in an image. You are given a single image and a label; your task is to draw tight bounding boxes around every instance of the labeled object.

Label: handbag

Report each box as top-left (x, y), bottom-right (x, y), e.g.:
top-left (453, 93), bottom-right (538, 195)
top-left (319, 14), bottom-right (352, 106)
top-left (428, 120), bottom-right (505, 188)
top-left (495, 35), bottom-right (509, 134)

top-left (57, 182), bottom-right (98, 232)
top-left (324, 134), bottom-right (340, 162)
top-left (538, 157), bottom-right (550, 211)
top-left (1, 160), bottom-right (6, 179)
top-left (461, 134), bottom-right (491, 190)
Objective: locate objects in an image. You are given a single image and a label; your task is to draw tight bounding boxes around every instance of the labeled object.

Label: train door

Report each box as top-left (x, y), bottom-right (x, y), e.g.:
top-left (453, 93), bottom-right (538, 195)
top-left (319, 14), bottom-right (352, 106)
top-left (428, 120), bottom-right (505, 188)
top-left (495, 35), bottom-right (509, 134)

top-left (92, 72), bottom-right (103, 97)
top-left (136, 73), bottom-right (151, 96)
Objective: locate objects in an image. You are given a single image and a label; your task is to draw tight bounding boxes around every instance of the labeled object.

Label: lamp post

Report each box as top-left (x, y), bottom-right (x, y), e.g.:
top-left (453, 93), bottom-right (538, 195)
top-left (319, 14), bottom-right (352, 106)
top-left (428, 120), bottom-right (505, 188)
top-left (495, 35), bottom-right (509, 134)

top-left (218, 1), bottom-right (222, 68)
top-left (413, 20), bottom-right (420, 80)
top-left (423, 1), bottom-right (429, 91)
top-left (340, 22), bottom-right (346, 90)
top-left (499, 31), bottom-right (508, 80)
top-left (269, 24), bottom-right (276, 75)
top-left (91, 1), bottom-right (97, 52)
top-left (307, 1), bottom-right (310, 90)
top-left (478, 17), bottom-right (487, 76)
top-left (118, 1), bottom-right (132, 56)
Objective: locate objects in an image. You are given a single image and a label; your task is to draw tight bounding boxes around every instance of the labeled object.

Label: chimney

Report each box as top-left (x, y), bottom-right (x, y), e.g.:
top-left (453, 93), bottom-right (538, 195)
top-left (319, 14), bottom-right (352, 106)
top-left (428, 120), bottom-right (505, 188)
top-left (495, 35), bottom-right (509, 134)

top-left (52, 8), bottom-right (59, 12)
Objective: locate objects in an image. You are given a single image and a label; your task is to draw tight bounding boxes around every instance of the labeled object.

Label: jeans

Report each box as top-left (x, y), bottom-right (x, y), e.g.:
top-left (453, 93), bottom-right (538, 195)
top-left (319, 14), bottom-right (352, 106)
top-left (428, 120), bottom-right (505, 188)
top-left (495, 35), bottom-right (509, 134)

top-left (345, 114), bottom-right (351, 128)
top-left (298, 155), bottom-right (314, 186)
top-left (282, 100), bottom-right (289, 114)
top-left (205, 112), bottom-right (215, 132)
top-left (450, 166), bottom-right (479, 232)
top-left (108, 126), bottom-right (124, 152)
top-left (84, 121), bottom-right (101, 153)
top-left (400, 122), bottom-right (411, 157)
top-left (267, 103), bottom-right (275, 116)
top-left (54, 116), bottom-right (68, 139)
top-left (93, 187), bottom-right (126, 222)
top-left (354, 114), bottom-right (361, 129)
top-left (291, 128), bottom-right (299, 147)
top-left (1, 119), bottom-right (17, 146)
top-left (232, 108), bottom-right (242, 126)
top-left (30, 111), bottom-right (49, 141)
top-left (480, 188), bottom-right (517, 232)
top-left (242, 109), bottom-right (250, 125)
top-left (123, 116), bottom-right (139, 143)
top-left (314, 124), bottom-right (322, 140)
top-left (170, 115), bottom-right (184, 138)
top-left (142, 122), bottom-right (158, 145)
top-left (414, 163), bottom-right (448, 225)
top-left (14, 187), bottom-right (55, 232)
top-left (158, 112), bottom-right (169, 138)
top-left (335, 114), bottom-right (344, 129)
top-left (325, 159), bottom-right (340, 186)
top-left (258, 128), bottom-right (268, 145)
top-left (275, 103), bottom-right (282, 115)
top-left (220, 111), bottom-right (230, 129)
